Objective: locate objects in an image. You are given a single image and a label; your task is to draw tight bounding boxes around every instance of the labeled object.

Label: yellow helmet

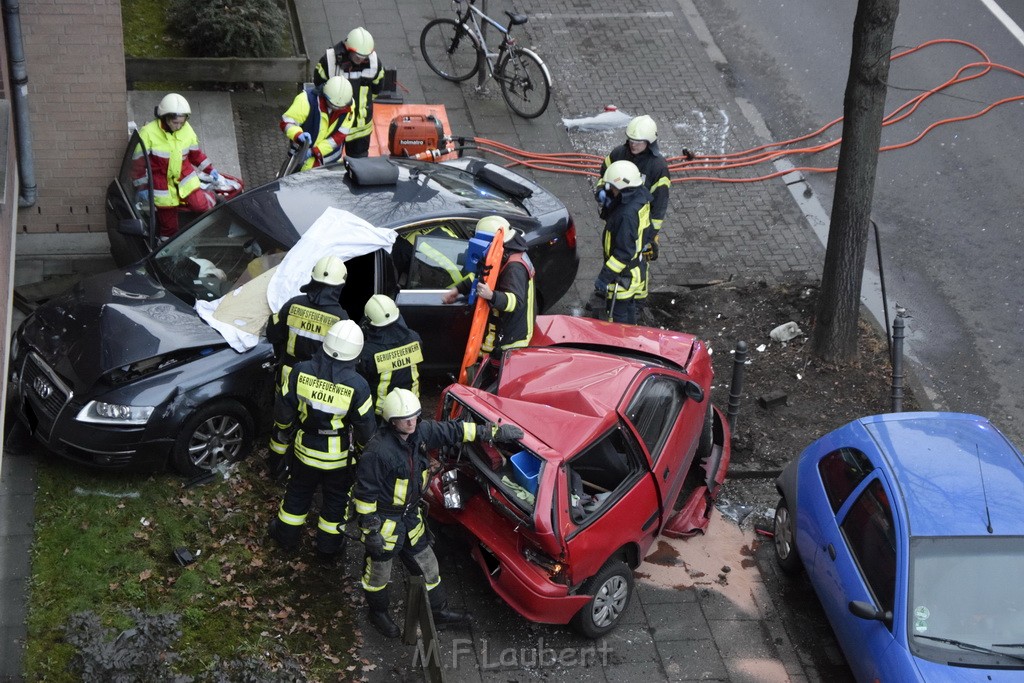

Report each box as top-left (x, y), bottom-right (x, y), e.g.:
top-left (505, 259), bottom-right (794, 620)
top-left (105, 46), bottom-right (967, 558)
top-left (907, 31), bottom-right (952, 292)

top-left (364, 294), bottom-right (400, 327)
top-left (602, 160), bottom-right (643, 190)
top-left (345, 27), bottom-right (375, 57)
top-left (381, 388), bottom-right (421, 421)
top-left (626, 115), bottom-right (657, 144)
top-left (323, 320), bottom-right (363, 360)
top-left (322, 76), bottom-right (353, 108)
top-left (311, 255), bottom-right (348, 286)
top-left (474, 215), bottom-right (516, 243)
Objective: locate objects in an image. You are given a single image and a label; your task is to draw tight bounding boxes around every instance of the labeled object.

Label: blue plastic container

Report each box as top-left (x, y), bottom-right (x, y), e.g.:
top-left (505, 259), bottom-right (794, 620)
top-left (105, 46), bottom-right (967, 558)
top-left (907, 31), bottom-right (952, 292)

top-left (510, 450), bottom-right (541, 495)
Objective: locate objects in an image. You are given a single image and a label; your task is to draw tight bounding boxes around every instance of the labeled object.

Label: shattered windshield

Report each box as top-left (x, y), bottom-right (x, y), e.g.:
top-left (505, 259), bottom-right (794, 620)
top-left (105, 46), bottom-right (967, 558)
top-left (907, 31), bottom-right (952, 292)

top-left (908, 535), bottom-right (1024, 666)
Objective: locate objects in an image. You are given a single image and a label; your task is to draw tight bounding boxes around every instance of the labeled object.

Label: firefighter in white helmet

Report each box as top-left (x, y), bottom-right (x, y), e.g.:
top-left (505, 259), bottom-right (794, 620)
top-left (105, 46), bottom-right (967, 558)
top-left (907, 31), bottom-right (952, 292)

top-left (280, 76), bottom-right (355, 172)
top-left (357, 295), bottom-right (424, 419)
top-left (268, 320), bottom-right (376, 564)
top-left (266, 255), bottom-right (350, 479)
top-left (352, 388), bottom-right (524, 637)
top-left (599, 115), bottom-right (672, 317)
top-left (312, 27), bottom-right (385, 158)
top-left (135, 93), bottom-right (222, 239)
top-left (593, 160), bottom-right (652, 324)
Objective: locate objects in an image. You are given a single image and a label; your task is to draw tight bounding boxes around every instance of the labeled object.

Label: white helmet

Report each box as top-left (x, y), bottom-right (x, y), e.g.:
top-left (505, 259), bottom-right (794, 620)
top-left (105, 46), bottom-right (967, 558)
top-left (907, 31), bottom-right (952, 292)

top-left (381, 388), bottom-right (421, 421)
top-left (602, 160), bottom-right (643, 190)
top-left (322, 76), bottom-right (354, 108)
top-left (364, 294), bottom-right (400, 327)
top-left (156, 93), bottom-right (190, 118)
top-left (474, 215), bottom-right (516, 243)
top-left (323, 320), bottom-right (363, 360)
top-left (626, 115), bottom-right (657, 144)
top-left (345, 27), bottom-right (375, 57)
top-left (311, 255), bottom-right (347, 286)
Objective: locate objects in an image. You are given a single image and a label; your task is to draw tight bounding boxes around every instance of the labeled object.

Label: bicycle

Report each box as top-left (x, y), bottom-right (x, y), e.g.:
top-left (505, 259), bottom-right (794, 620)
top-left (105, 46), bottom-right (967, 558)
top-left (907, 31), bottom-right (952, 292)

top-left (420, 0), bottom-right (552, 119)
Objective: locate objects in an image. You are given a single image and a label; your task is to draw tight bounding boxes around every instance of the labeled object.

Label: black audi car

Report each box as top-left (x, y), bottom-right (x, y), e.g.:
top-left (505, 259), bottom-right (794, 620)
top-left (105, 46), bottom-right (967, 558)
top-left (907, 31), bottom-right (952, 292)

top-left (6, 134), bottom-right (578, 477)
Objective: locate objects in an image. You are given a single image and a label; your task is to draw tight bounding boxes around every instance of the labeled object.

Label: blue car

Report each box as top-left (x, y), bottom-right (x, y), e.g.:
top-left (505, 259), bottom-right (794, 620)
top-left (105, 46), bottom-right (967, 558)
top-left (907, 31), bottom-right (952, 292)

top-left (773, 412), bottom-right (1024, 681)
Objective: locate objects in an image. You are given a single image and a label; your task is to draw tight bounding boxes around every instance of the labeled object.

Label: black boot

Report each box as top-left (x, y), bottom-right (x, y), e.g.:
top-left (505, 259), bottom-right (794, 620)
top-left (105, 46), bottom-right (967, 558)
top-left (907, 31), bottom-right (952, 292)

top-left (428, 585), bottom-right (469, 625)
top-left (365, 589), bottom-right (400, 638)
top-left (267, 518), bottom-right (299, 552)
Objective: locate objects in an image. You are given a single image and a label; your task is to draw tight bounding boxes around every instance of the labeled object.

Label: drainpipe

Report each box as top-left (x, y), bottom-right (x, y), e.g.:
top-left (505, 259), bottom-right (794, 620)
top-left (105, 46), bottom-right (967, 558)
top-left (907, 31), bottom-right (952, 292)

top-left (3, 0), bottom-right (37, 207)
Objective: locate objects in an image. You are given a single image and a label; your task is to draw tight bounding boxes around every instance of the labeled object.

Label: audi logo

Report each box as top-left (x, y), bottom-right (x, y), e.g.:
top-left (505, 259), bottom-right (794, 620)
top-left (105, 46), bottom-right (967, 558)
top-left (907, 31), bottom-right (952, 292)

top-left (32, 375), bottom-right (53, 400)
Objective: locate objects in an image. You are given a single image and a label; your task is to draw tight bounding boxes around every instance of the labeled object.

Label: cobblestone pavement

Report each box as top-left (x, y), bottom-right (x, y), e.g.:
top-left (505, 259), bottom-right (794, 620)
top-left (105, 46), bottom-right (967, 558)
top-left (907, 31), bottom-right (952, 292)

top-left (227, 1), bottom-right (846, 680)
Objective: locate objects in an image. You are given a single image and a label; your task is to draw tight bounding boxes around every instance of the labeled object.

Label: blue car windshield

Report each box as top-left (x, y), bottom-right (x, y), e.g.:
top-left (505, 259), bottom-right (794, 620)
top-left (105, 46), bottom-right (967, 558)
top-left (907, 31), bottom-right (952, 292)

top-left (908, 535), bottom-right (1024, 665)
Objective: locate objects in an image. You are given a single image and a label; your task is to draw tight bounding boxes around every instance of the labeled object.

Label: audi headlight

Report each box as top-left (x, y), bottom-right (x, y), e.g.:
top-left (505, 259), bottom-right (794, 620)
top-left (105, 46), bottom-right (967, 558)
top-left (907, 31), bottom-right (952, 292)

top-left (77, 401), bottom-right (155, 425)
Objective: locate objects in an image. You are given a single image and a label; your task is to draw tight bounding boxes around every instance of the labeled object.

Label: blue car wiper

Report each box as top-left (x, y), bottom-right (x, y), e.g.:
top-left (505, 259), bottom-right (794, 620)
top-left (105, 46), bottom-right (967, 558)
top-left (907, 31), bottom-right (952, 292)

top-left (916, 635), bottom-right (1024, 663)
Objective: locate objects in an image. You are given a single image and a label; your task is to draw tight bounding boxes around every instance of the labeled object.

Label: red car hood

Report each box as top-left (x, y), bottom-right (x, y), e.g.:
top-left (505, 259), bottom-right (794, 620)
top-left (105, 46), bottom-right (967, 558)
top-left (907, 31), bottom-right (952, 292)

top-left (531, 314), bottom-right (698, 369)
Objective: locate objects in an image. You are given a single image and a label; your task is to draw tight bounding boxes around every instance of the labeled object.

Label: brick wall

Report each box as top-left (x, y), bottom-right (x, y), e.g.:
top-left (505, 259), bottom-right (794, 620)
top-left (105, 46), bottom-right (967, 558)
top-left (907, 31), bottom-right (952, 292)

top-left (18, 0), bottom-right (126, 234)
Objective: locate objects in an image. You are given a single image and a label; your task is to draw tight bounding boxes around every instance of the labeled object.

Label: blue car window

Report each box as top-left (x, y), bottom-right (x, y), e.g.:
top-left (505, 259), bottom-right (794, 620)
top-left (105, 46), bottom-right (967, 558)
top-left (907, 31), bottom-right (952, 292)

top-left (841, 479), bottom-right (897, 617)
top-left (818, 447), bottom-right (874, 513)
top-left (625, 376), bottom-right (685, 463)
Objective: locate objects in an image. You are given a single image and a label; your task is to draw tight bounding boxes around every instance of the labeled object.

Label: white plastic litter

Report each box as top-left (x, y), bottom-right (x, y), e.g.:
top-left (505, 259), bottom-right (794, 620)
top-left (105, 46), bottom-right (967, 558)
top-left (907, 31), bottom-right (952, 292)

top-left (563, 108), bottom-right (633, 131)
top-left (756, 343), bottom-right (767, 352)
top-left (769, 321), bottom-right (803, 342)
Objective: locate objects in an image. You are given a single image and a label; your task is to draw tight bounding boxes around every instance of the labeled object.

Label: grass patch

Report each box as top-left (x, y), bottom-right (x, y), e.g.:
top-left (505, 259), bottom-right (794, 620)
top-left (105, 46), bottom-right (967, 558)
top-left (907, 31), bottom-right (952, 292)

top-left (24, 453), bottom-right (360, 681)
top-left (121, 0), bottom-right (188, 58)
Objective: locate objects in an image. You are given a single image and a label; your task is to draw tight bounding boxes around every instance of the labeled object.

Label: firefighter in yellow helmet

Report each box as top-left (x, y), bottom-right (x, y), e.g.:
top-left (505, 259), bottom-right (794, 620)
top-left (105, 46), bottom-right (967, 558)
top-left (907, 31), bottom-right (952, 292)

top-left (280, 76), bottom-right (355, 172)
top-left (357, 295), bottom-right (424, 418)
top-left (135, 93), bottom-right (221, 239)
top-left (352, 388), bottom-right (524, 637)
top-left (593, 160), bottom-right (652, 324)
top-left (267, 320), bottom-right (376, 564)
top-left (312, 27), bottom-right (385, 159)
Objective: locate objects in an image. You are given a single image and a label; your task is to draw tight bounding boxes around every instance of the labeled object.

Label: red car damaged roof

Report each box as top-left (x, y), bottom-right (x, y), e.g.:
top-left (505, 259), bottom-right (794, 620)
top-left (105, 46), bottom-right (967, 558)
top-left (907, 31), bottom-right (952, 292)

top-left (447, 350), bottom-right (632, 461)
top-left (530, 314), bottom-right (698, 368)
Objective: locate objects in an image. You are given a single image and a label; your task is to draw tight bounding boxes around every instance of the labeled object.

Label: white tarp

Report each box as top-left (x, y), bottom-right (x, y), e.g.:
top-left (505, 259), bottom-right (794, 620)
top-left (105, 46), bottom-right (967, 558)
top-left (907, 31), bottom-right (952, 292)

top-left (196, 207), bottom-right (397, 352)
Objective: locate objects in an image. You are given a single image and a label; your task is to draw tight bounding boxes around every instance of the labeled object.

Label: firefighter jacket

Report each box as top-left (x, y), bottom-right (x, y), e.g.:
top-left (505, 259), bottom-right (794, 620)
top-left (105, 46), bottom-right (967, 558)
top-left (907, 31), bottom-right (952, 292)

top-left (357, 315), bottom-right (424, 415)
top-left (280, 89), bottom-right (354, 171)
top-left (456, 234), bottom-right (537, 353)
top-left (601, 141), bottom-right (670, 233)
top-left (313, 44), bottom-right (385, 141)
top-left (601, 185), bottom-right (653, 300)
top-left (266, 279), bottom-right (349, 379)
top-left (135, 119), bottom-right (214, 209)
top-left (273, 349), bottom-right (376, 470)
top-left (352, 420), bottom-right (479, 519)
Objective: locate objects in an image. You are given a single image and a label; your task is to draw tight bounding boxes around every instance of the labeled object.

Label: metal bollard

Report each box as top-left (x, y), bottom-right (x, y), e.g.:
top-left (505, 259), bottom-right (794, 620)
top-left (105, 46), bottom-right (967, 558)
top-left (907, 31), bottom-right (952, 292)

top-left (890, 308), bottom-right (907, 413)
top-left (727, 341), bottom-right (747, 432)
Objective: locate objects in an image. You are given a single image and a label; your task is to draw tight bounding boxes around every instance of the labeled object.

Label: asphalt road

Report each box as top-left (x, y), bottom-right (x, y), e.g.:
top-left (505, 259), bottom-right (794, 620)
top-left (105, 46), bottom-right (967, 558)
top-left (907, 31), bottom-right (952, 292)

top-left (692, 0), bottom-right (1024, 445)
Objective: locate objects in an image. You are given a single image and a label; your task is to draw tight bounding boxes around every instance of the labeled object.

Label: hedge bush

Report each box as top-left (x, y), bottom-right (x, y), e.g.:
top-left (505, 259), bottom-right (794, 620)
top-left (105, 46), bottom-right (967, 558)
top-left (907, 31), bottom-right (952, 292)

top-left (167, 0), bottom-right (286, 58)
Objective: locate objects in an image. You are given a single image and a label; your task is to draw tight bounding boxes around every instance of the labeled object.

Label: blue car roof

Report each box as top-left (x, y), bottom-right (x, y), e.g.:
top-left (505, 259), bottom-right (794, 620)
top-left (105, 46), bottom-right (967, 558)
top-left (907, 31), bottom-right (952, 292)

top-left (859, 412), bottom-right (1024, 537)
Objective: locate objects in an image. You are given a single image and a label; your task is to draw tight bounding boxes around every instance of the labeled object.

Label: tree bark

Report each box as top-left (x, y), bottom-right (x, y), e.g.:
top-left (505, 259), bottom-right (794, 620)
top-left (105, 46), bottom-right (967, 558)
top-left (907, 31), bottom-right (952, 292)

top-left (810, 0), bottom-right (900, 362)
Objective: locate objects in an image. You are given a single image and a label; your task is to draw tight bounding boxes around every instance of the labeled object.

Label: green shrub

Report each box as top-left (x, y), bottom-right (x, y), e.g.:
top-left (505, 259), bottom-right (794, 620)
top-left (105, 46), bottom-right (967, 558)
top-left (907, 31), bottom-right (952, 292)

top-left (167, 0), bottom-right (286, 58)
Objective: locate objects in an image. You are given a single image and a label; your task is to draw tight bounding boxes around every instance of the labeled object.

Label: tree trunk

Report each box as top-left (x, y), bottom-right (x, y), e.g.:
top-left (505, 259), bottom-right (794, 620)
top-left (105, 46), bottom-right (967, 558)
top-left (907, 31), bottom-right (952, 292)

top-left (810, 0), bottom-right (900, 363)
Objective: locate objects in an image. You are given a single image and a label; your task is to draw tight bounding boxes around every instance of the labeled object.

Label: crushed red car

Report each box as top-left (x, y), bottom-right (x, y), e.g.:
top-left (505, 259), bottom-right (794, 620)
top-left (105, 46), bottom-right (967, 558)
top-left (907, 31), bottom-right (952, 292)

top-left (426, 314), bottom-right (730, 637)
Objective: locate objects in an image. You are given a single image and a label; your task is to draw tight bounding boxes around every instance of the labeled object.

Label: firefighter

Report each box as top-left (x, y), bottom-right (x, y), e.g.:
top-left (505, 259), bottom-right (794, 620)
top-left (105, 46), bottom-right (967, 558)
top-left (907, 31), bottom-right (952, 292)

top-left (357, 295), bottom-right (424, 418)
top-left (441, 216), bottom-right (535, 383)
top-left (312, 27), bottom-right (385, 159)
top-left (353, 388), bottom-right (524, 637)
top-left (266, 255), bottom-right (350, 478)
top-left (135, 93), bottom-right (221, 239)
top-left (267, 320), bottom-right (376, 564)
top-left (594, 160), bottom-right (652, 325)
top-left (599, 115), bottom-right (671, 315)
top-left (280, 76), bottom-right (354, 172)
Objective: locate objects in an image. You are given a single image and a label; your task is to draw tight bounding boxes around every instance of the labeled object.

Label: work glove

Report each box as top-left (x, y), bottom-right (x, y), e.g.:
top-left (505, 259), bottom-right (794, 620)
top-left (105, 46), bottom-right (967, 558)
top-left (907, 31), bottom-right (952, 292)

top-left (643, 233), bottom-right (660, 262)
top-left (595, 188), bottom-right (608, 206)
top-left (136, 189), bottom-right (150, 205)
top-left (209, 169), bottom-right (221, 182)
top-left (266, 451), bottom-right (289, 483)
top-left (296, 131), bottom-right (312, 147)
top-left (479, 422), bottom-right (525, 443)
top-left (364, 532), bottom-right (385, 556)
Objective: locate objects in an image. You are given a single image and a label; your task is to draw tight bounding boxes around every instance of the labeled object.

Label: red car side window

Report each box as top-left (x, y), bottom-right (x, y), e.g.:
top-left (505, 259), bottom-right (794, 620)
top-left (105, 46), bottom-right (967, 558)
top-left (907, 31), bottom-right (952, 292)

top-left (818, 447), bottom-right (873, 513)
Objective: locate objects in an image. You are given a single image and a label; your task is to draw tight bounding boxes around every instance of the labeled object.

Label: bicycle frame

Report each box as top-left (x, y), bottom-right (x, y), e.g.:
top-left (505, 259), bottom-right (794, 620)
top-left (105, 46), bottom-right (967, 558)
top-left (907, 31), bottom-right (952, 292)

top-left (452, 0), bottom-right (515, 79)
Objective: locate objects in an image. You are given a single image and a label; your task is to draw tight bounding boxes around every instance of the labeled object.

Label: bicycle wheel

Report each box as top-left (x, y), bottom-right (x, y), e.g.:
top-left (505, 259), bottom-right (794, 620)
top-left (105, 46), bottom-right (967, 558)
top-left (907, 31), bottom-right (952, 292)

top-left (497, 47), bottom-right (551, 118)
top-left (420, 18), bottom-right (481, 82)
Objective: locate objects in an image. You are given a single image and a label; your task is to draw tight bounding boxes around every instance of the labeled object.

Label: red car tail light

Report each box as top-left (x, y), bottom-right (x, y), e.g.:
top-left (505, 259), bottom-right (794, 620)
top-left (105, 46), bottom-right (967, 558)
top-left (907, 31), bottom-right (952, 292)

top-left (564, 218), bottom-right (577, 250)
top-left (522, 545), bottom-right (568, 584)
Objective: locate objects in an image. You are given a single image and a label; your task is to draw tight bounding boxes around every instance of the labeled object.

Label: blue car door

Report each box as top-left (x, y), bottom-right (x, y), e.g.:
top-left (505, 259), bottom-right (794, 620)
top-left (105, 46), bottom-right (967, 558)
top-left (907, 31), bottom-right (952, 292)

top-left (808, 474), bottom-right (900, 681)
